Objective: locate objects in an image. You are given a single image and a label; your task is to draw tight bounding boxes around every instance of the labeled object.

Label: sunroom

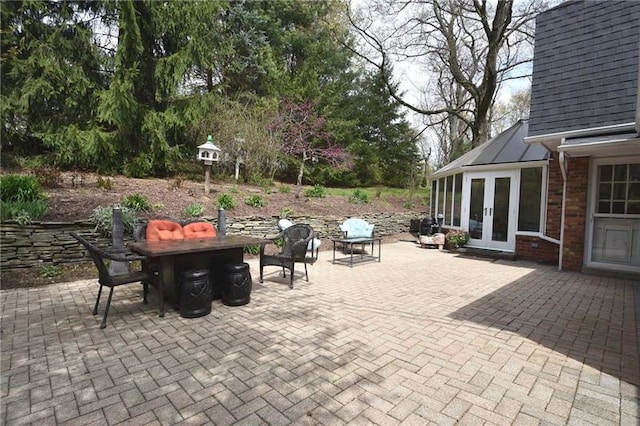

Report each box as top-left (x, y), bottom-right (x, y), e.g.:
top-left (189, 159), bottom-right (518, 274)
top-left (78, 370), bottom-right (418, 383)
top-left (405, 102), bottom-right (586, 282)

top-left (430, 120), bottom-right (550, 253)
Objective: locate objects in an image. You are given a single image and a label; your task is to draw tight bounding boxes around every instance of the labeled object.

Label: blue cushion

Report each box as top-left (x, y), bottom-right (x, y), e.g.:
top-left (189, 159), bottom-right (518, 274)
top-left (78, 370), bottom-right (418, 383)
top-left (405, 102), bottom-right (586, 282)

top-left (340, 218), bottom-right (374, 239)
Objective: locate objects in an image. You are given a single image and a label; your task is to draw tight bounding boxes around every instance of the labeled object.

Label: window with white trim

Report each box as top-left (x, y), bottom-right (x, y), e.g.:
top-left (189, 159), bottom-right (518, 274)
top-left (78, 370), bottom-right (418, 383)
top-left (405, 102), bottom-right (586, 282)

top-left (518, 167), bottom-right (543, 232)
top-left (597, 164), bottom-right (640, 215)
top-left (435, 174), bottom-right (462, 227)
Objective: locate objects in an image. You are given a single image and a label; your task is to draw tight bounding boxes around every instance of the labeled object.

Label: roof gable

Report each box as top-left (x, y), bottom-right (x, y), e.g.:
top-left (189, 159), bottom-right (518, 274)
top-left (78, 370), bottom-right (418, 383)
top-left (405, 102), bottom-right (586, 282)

top-left (528, 0), bottom-right (640, 137)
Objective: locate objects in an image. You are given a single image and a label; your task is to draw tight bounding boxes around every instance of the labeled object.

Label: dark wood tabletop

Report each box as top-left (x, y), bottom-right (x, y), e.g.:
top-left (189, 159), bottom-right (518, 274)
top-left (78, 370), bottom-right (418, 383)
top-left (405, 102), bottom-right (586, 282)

top-left (128, 235), bottom-right (267, 257)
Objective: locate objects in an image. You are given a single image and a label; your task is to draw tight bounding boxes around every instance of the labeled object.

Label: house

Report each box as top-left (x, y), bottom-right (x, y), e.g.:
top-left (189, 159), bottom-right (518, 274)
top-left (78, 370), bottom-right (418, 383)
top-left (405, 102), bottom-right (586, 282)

top-left (430, 0), bottom-right (640, 276)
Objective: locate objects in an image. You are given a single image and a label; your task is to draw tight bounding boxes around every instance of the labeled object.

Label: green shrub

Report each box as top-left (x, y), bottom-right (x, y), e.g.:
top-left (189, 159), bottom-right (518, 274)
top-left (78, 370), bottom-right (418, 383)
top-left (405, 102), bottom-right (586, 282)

top-left (245, 194), bottom-right (265, 208)
top-left (0, 200), bottom-right (48, 222)
top-left (90, 206), bottom-right (138, 238)
top-left (186, 202), bottom-right (205, 217)
top-left (304, 184), bottom-right (326, 198)
top-left (278, 184), bottom-right (291, 193)
top-left (38, 264), bottom-right (62, 278)
top-left (274, 238), bottom-right (284, 249)
top-left (123, 154), bottom-right (153, 178)
top-left (257, 178), bottom-right (274, 193)
top-left (96, 176), bottom-right (114, 190)
top-left (122, 193), bottom-right (151, 212)
top-left (243, 244), bottom-right (261, 255)
top-left (349, 189), bottom-right (370, 204)
top-left (217, 193), bottom-right (236, 210)
top-left (0, 174), bottom-right (48, 222)
top-left (280, 207), bottom-right (294, 218)
top-left (0, 174), bottom-right (45, 202)
top-left (446, 229), bottom-right (470, 247)
top-left (403, 200), bottom-right (414, 209)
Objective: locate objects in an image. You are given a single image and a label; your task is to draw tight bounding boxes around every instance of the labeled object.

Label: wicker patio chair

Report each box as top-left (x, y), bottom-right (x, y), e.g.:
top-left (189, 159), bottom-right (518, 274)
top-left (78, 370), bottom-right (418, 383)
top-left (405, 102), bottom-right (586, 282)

top-left (259, 224), bottom-right (315, 289)
top-left (70, 232), bottom-right (161, 328)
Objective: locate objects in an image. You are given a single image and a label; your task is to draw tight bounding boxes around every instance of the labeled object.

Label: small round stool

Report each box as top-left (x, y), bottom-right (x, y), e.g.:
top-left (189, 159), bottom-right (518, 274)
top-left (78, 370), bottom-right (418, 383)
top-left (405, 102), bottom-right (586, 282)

top-left (179, 269), bottom-right (212, 318)
top-left (222, 263), bottom-right (252, 306)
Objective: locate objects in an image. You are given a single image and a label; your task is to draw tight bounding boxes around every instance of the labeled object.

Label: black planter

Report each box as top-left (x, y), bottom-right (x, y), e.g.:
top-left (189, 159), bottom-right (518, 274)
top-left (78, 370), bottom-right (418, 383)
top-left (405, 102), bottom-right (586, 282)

top-left (179, 269), bottom-right (212, 318)
top-left (420, 217), bottom-right (438, 236)
top-left (222, 263), bottom-right (252, 306)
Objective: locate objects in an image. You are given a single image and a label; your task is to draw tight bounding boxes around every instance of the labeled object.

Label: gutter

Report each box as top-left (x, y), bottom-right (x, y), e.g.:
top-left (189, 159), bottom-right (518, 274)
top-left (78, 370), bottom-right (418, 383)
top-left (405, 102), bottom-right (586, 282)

top-left (558, 149), bottom-right (568, 271)
top-left (524, 122), bottom-right (637, 150)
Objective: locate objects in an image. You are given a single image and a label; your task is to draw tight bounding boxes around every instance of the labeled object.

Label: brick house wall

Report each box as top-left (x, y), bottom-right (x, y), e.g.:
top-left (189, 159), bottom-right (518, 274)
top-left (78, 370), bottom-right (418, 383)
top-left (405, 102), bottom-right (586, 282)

top-left (562, 157), bottom-right (589, 271)
top-left (545, 156), bottom-right (563, 240)
top-left (513, 156), bottom-right (563, 266)
top-left (515, 235), bottom-right (559, 264)
top-left (515, 155), bottom-right (589, 269)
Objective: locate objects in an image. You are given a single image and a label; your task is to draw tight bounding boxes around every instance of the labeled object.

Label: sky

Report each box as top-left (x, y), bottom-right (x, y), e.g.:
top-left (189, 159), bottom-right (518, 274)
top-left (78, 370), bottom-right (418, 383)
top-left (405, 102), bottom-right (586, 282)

top-left (349, 0), bottom-right (549, 134)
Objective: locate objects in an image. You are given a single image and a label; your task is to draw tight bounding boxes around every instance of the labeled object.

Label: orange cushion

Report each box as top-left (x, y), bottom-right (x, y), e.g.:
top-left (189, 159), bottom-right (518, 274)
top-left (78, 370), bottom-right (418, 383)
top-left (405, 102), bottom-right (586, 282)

top-left (183, 222), bottom-right (217, 239)
top-left (146, 220), bottom-right (184, 241)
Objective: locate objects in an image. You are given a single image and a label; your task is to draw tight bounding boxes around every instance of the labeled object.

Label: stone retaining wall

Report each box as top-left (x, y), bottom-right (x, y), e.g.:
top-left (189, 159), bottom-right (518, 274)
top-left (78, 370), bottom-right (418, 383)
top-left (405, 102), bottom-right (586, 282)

top-left (1, 212), bottom-right (416, 270)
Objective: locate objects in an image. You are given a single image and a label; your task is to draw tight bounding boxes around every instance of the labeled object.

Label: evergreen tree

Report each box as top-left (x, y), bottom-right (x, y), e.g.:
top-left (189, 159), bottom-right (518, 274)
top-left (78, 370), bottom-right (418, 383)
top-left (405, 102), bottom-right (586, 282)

top-left (337, 70), bottom-right (420, 187)
top-left (1, 1), bottom-right (107, 165)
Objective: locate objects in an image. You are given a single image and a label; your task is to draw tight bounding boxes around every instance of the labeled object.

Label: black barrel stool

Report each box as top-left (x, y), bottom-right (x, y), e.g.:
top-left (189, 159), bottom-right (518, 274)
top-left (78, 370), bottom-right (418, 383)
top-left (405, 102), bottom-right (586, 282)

top-left (222, 263), bottom-right (252, 306)
top-left (179, 269), bottom-right (212, 318)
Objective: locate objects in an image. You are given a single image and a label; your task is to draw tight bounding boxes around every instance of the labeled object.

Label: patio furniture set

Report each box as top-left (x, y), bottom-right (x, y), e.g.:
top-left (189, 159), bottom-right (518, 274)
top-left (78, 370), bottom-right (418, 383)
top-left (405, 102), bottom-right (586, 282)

top-left (71, 217), bottom-right (382, 328)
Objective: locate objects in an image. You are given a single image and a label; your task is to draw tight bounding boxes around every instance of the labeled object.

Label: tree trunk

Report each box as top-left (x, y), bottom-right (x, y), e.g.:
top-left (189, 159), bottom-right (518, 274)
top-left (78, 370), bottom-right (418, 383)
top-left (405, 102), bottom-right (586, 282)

top-left (295, 154), bottom-right (307, 198)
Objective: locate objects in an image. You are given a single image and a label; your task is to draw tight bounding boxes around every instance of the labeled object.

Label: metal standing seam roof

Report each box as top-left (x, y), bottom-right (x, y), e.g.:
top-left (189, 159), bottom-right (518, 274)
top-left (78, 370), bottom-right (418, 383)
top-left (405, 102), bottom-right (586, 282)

top-left (430, 120), bottom-right (550, 179)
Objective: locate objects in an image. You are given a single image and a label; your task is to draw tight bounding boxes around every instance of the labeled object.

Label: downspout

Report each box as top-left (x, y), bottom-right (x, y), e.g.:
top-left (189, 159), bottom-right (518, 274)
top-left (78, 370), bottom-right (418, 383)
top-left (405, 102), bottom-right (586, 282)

top-left (558, 149), bottom-right (568, 271)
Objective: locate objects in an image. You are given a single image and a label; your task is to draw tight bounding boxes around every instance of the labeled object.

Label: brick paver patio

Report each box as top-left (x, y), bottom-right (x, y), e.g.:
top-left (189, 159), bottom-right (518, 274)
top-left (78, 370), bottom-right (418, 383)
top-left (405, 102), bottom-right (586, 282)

top-left (1, 240), bottom-right (639, 425)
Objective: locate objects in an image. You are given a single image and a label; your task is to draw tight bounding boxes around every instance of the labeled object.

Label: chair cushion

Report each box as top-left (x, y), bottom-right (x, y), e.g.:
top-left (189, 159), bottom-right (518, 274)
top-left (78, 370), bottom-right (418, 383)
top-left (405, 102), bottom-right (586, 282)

top-left (340, 218), bottom-right (374, 239)
top-left (278, 219), bottom-right (294, 230)
top-left (183, 222), bottom-right (217, 239)
top-left (146, 220), bottom-right (184, 241)
top-left (308, 238), bottom-right (321, 251)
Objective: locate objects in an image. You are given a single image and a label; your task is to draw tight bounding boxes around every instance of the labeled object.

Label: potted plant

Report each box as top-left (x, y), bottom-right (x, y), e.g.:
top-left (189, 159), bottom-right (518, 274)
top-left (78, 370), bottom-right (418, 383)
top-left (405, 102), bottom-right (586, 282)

top-left (445, 229), bottom-right (470, 249)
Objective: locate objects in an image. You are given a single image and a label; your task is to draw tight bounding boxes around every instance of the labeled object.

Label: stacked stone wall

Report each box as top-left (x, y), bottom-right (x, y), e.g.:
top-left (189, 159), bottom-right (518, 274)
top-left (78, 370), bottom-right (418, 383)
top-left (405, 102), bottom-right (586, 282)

top-left (1, 212), bottom-right (417, 270)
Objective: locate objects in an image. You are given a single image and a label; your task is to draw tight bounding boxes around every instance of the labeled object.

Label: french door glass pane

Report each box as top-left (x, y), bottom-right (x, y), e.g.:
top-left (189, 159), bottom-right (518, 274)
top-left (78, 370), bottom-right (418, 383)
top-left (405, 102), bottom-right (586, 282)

top-left (493, 178), bottom-right (510, 242)
top-left (469, 179), bottom-right (484, 239)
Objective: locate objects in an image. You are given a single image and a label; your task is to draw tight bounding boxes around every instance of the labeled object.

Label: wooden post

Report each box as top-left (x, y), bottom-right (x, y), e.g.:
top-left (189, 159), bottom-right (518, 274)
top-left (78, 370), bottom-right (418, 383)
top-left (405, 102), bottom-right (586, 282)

top-left (204, 164), bottom-right (211, 194)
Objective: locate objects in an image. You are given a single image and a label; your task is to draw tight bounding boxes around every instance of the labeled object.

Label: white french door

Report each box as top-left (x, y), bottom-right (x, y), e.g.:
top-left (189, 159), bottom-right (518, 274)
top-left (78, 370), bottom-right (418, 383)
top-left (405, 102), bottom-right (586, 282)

top-left (462, 171), bottom-right (518, 251)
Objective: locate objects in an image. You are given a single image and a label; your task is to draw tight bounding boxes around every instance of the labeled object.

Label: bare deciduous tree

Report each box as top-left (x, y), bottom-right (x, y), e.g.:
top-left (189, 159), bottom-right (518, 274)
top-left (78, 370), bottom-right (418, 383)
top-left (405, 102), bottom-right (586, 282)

top-left (346, 0), bottom-right (547, 164)
top-left (490, 87), bottom-right (531, 135)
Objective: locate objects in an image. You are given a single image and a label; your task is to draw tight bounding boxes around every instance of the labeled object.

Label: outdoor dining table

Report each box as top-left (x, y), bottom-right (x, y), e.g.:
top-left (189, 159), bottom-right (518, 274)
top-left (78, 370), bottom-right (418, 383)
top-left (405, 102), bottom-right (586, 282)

top-left (128, 235), bottom-right (267, 315)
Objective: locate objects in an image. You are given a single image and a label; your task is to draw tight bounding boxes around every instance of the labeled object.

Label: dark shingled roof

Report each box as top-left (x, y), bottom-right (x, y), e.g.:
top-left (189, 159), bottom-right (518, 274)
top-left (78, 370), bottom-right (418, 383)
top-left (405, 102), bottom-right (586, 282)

top-left (431, 120), bottom-right (549, 178)
top-left (528, 0), bottom-right (640, 137)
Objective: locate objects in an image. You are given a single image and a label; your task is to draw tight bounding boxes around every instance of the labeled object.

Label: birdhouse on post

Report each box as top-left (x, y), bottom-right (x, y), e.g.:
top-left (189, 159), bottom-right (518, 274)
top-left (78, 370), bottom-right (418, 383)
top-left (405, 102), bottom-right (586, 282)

top-left (198, 135), bottom-right (220, 165)
top-left (197, 135), bottom-right (220, 194)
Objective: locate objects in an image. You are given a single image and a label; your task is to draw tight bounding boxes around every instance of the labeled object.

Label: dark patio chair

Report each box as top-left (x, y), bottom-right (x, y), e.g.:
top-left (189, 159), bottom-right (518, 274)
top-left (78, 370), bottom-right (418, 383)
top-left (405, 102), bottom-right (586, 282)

top-left (70, 232), bottom-right (161, 329)
top-left (259, 224), bottom-right (315, 289)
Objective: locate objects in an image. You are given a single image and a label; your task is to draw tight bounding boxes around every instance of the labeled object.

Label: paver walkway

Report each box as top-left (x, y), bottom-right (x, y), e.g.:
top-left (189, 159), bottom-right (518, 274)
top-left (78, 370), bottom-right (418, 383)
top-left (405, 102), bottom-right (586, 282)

top-left (1, 240), bottom-right (639, 425)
